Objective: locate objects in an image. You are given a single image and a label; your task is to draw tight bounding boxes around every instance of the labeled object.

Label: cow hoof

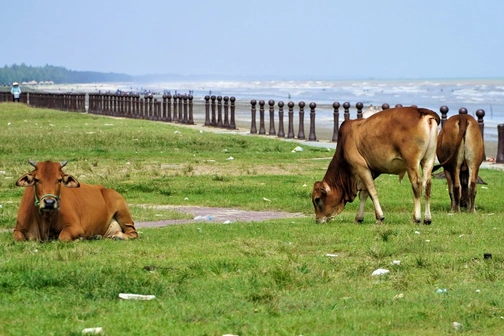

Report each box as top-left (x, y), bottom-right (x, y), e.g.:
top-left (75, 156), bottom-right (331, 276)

top-left (423, 219), bottom-right (432, 225)
top-left (355, 217), bottom-right (364, 224)
top-left (112, 235), bottom-right (124, 241)
top-left (413, 219), bottom-right (421, 224)
top-left (93, 235), bottom-right (103, 240)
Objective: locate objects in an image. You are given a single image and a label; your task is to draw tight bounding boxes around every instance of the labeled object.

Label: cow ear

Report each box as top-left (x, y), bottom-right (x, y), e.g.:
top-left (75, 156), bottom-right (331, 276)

top-left (16, 173), bottom-right (35, 187)
top-left (320, 182), bottom-right (330, 195)
top-left (62, 174), bottom-right (80, 188)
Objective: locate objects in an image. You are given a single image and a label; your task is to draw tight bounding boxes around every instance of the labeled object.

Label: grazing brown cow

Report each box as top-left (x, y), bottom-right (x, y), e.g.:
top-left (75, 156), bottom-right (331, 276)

top-left (14, 160), bottom-right (138, 242)
top-left (433, 114), bottom-right (485, 212)
top-left (312, 107), bottom-right (440, 224)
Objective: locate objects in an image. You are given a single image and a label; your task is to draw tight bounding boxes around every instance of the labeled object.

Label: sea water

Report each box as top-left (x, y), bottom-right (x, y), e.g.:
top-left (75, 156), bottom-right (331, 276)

top-left (114, 78), bottom-right (504, 141)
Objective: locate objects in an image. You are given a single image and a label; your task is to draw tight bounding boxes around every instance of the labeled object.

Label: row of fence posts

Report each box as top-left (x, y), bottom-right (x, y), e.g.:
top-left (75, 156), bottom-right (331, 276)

top-left (249, 100), bottom-right (498, 161)
top-left (29, 92), bottom-right (86, 112)
top-left (203, 95), bottom-right (237, 129)
top-left (250, 100), bottom-right (487, 142)
top-left (86, 93), bottom-right (238, 129)
top-left (0, 91), bottom-right (28, 103)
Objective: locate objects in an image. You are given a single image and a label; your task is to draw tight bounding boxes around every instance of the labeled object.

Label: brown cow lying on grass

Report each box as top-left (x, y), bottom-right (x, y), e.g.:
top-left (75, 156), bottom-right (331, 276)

top-left (312, 106), bottom-right (440, 224)
top-left (14, 160), bottom-right (138, 242)
top-left (433, 114), bottom-right (486, 212)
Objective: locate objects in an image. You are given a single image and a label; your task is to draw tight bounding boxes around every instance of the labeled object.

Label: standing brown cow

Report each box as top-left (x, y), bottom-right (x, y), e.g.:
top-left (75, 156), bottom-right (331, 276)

top-left (433, 114), bottom-right (485, 212)
top-left (312, 107), bottom-right (440, 224)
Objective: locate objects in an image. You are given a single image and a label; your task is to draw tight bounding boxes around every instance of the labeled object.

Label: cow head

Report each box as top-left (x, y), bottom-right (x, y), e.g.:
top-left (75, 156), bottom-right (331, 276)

top-left (312, 181), bottom-right (346, 223)
top-left (16, 160), bottom-right (80, 212)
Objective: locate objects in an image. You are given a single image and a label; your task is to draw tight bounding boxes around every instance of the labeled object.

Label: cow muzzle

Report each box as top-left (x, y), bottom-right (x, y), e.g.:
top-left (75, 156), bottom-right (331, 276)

top-left (36, 194), bottom-right (60, 211)
top-left (315, 216), bottom-right (333, 224)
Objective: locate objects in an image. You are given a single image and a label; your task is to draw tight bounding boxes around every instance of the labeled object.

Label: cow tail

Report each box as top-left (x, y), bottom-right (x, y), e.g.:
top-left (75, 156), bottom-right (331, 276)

top-left (432, 118), bottom-right (468, 172)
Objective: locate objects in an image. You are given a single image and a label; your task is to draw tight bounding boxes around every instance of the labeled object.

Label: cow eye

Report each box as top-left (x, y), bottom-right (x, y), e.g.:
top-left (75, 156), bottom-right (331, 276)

top-left (34, 178), bottom-right (40, 183)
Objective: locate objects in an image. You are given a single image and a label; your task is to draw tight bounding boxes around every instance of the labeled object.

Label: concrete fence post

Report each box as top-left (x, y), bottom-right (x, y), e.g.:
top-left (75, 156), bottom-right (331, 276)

top-left (223, 96), bottom-right (229, 128)
top-left (258, 100), bottom-right (266, 134)
top-left (308, 102), bottom-right (317, 141)
top-left (277, 101), bottom-right (285, 138)
top-left (204, 95), bottom-right (210, 125)
top-left (332, 102), bottom-right (340, 142)
top-left (229, 96), bottom-right (236, 129)
top-left (268, 99), bottom-right (276, 135)
top-left (287, 101), bottom-right (295, 139)
top-left (356, 102), bottom-right (363, 119)
top-left (250, 99), bottom-right (257, 133)
top-left (298, 101), bottom-right (305, 140)
top-left (343, 102), bottom-right (350, 120)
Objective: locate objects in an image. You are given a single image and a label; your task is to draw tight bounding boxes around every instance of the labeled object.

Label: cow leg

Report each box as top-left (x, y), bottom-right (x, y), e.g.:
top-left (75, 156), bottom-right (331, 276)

top-left (103, 189), bottom-right (138, 240)
top-left (13, 229), bottom-right (27, 241)
top-left (467, 166), bottom-right (479, 213)
top-left (443, 170), bottom-right (457, 212)
top-left (406, 167), bottom-right (423, 224)
top-left (58, 226), bottom-right (85, 242)
top-left (358, 174), bottom-right (384, 223)
top-left (113, 210), bottom-right (138, 240)
top-left (452, 166), bottom-right (462, 212)
top-left (355, 190), bottom-right (368, 223)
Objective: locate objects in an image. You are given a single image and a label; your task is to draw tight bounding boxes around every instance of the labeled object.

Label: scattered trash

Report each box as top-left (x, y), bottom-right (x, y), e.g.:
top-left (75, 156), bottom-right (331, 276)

top-left (226, 156), bottom-right (234, 160)
top-left (0, 171), bottom-right (5, 174)
top-left (302, 184), bottom-right (307, 187)
top-left (199, 130), bottom-right (203, 133)
top-left (291, 146), bottom-right (303, 152)
top-left (371, 268), bottom-right (390, 276)
top-left (414, 231), bottom-right (420, 234)
top-left (206, 160), bottom-right (216, 163)
top-left (436, 288), bottom-right (448, 294)
top-left (263, 197), bottom-right (271, 202)
top-left (393, 293), bottom-right (404, 300)
top-left (104, 123), bottom-right (114, 126)
top-left (0, 204), bottom-right (2, 209)
top-left (184, 197), bottom-right (189, 201)
top-left (174, 131), bottom-right (181, 134)
top-left (391, 260), bottom-right (401, 265)
top-left (481, 186), bottom-right (488, 189)
top-left (452, 322), bottom-right (463, 330)
top-left (326, 253), bottom-right (338, 257)
top-left (82, 327), bottom-right (103, 334)
top-left (118, 293), bottom-right (156, 300)
top-left (484, 253), bottom-right (492, 259)
top-left (7, 122), bottom-right (11, 126)
top-left (223, 149), bottom-right (228, 152)
top-left (194, 215), bottom-right (213, 221)
top-left (476, 289), bottom-right (481, 293)
top-left (458, 234), bottom-right (464, 238)
top-left (425, 240), bottom-right (430, 243)
top-left (34, 249), bottom-right (38, 253)
top-left (223, 220), bottom-right (232, 224)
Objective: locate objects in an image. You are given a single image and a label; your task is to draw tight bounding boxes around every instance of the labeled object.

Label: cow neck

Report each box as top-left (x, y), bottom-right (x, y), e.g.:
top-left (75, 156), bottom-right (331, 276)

top-left (33, 183), bottom-right (61, 213)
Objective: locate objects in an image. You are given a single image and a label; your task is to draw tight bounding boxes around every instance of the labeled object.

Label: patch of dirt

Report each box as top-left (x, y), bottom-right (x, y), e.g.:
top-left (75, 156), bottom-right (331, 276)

top-left (135, 205), bottom-right (306, 228)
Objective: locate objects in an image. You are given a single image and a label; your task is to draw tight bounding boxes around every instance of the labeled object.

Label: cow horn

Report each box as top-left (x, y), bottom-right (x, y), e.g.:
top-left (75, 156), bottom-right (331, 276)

top-left (60, 160), bottom-right (68, 168)
top-left (28, 160), bottom-right (37, 167)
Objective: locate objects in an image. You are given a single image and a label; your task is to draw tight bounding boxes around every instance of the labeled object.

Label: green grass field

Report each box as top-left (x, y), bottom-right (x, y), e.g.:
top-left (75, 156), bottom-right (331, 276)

top-left (1, 103), bottom-right (504, 335)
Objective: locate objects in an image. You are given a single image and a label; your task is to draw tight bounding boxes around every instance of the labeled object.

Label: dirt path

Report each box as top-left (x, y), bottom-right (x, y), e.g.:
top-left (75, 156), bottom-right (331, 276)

top-left (135, 205), bottom-right (306, 228)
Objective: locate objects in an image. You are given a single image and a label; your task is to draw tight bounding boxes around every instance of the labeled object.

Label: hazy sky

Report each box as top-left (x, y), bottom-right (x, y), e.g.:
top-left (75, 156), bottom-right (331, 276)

top-left (3, 0), bottom-right (503, 79)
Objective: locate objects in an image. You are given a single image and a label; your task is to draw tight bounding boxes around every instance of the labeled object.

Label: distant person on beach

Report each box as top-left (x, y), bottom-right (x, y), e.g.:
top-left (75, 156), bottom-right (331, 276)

top-left (11, 82), bottom-right (21, 102)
